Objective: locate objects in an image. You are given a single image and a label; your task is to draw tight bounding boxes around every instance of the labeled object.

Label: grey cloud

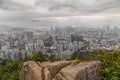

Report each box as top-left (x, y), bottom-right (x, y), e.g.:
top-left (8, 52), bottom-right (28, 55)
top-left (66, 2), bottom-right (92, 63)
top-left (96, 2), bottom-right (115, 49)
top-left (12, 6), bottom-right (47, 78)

top-left (0, 0), bottom-right (120, 14)
top-left (36, 0), bottom-right (120, 14)
top-left (0, 0), bottom-right (120, 23)
top-left (0, 0), bottom-right (34, 10)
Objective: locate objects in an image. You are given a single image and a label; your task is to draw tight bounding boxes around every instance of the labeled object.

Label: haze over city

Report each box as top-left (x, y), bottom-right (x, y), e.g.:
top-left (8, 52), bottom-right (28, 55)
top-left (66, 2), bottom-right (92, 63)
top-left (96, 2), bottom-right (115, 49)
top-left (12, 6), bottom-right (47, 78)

top-left (0, 0), bottom-right (120, 61)
top-left (1, 1), bottom-right (120, 80)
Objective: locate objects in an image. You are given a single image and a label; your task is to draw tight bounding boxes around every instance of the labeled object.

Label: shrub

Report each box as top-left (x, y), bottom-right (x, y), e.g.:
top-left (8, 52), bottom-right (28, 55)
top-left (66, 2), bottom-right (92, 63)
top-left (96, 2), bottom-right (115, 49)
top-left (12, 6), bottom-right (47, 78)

top-left (0, 61), bottom-right (22, 80)
top-left (70, 51), bottom-right (120, 80)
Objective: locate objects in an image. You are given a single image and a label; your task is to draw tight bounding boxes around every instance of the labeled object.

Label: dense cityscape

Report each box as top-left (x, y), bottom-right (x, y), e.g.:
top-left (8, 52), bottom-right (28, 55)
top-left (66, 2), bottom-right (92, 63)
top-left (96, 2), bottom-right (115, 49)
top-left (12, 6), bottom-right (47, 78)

top-left (0, 25), bottom-right (120, 61)
top-left (0, 0), bottom-right (120, 80)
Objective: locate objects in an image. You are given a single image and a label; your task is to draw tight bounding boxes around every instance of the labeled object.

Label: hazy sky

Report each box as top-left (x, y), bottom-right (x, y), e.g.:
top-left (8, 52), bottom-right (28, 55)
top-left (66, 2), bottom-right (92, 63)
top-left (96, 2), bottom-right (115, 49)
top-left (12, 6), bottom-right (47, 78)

top-left (0, 0), bottom-right (120, 26)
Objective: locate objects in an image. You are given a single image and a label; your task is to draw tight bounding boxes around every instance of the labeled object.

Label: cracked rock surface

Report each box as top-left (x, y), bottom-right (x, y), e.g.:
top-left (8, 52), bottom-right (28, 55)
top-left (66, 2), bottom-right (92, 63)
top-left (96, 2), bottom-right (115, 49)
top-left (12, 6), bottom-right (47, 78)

top-left (19, 60), bottom-right (101, 80)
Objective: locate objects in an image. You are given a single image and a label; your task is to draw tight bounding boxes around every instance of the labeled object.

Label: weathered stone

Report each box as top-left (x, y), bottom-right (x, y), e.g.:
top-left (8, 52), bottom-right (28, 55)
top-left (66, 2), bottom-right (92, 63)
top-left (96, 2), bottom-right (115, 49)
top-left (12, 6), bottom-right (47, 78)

top-left (19, 61), bottom-right (101, 80)
top-left (44, 68), bottom-right (51, 80)
top-left (54, 61), bottom-right (101, 80)
top-left (42, 61), bottom-right (72, 78)
top-left (19, 61), bottom-right (43, 80)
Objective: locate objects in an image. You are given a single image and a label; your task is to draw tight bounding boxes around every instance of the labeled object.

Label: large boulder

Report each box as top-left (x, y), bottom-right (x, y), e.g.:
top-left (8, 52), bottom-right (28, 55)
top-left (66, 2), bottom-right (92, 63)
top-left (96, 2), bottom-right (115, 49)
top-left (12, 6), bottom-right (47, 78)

top-left (19, 61), bottom-right (101, 80)
top-left (54, 61), bottom-right (101, 80)
top-left (19, 61), bottom-right (43, 80)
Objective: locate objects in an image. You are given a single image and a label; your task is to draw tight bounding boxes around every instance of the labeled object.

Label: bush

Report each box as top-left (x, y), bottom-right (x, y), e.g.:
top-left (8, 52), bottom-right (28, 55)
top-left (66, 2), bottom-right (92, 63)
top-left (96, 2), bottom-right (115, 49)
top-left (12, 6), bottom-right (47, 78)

top-left (70, 51), bottom-right (120, 80)
top-left (0, 52), bottom-right (53, 80)
top-left (0, 61), bottom-right (23, 80)
top-left (31, 52), bottom-right (49, 62)
top-left (99, 51), bottom-right (120, 80)
top-left (26, 52), bottom-right (55, 62)
top-left (49, 54), bottom-right (55, 62)
top-left (1, 51), bottom-right (119, 80)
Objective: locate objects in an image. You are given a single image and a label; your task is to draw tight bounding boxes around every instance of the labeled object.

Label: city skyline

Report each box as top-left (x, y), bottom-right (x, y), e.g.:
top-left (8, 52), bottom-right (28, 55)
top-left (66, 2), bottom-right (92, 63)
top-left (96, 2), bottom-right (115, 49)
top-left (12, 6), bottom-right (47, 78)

top-left (0, 1), bottom-right (120, 80)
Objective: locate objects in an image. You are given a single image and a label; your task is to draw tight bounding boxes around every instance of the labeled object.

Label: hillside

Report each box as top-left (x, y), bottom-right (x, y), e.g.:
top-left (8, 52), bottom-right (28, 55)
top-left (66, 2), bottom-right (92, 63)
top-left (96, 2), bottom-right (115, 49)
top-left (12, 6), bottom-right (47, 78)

top-left (0, 51), bottom-right (120, 80)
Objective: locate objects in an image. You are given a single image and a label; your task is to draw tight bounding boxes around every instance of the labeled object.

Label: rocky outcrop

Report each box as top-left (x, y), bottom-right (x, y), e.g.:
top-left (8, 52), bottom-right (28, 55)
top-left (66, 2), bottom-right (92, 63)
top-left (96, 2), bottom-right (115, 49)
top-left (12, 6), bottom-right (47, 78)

top-left (19, 61), bottom-right (43, 80)
top-left (19, 60), bottom-right (101, 80)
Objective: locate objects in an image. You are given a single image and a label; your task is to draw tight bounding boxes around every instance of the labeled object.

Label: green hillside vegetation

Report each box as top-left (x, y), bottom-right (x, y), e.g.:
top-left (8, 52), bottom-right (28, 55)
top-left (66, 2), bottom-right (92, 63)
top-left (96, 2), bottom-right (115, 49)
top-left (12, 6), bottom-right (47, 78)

top-left (0, 61), bottom-right (22, 80)
top-left (0, 52), bottom-right (55, 80)
top-left (70, 50), bottom-right (120, 80)
top-left (0, 51), bottom-right (120, 80)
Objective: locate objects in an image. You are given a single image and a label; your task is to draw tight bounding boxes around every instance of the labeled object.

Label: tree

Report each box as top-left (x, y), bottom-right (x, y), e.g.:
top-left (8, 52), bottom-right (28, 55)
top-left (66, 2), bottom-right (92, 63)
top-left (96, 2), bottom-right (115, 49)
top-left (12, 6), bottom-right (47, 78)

top-left (49, 54), bottom-right (55, 62)
top-left (31, 52), bottom-right (49, 62)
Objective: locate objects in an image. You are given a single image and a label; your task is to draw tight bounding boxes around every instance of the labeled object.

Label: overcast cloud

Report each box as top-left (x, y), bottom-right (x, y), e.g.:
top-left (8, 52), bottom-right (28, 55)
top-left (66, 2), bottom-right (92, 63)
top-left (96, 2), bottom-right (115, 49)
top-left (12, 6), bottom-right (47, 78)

top-left (0, 0), bottom-right (120, 25)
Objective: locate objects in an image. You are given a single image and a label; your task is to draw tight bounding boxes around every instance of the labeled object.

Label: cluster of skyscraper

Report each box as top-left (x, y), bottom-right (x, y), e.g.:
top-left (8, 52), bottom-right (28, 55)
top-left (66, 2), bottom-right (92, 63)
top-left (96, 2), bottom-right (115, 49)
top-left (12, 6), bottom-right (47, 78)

top-left (0, 25), bottom-right (120, 61)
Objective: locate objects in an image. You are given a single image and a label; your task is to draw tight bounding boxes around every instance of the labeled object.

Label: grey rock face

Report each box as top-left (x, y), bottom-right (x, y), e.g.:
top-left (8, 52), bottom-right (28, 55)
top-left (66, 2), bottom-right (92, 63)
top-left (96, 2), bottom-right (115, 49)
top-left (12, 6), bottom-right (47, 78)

top-left (19, 61), bottom-right (101, 80)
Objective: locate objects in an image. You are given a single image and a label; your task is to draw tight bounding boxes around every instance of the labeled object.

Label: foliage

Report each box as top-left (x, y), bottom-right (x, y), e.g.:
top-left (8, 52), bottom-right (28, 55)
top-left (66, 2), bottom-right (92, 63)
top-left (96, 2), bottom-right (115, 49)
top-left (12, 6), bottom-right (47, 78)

top-left (0, 61), bottom-right (23, 80)
top-left (31, 52), bottom-right (49, 62)
top-left (49, 54), bottom-right (55, 62)
top-left (25, 52), bottom-right (55, 62)
top-left (99, 51), bottom-right (120, 80)
top-left (0, 52), bottom-right (55, 80)
top-left (70, 51), bottom-right (120, 80)
top-left (1, 51), bottom-right (120, 80)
